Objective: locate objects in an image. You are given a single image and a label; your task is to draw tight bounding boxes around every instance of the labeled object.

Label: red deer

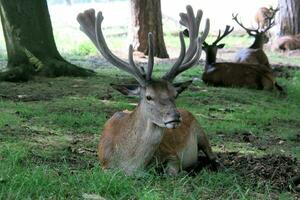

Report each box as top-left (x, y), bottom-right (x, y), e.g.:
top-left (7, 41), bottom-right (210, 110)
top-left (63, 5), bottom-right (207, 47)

top-left (271, 34), bottom-right (300, 51)
top-left (232, 12), bottom-right (277, 68)
top-left (254, 6), bottom-right (279, 30)
top-left (77, 6), bottom-right (219, 175)
top-left (202, 25), bottom-right (283, 92)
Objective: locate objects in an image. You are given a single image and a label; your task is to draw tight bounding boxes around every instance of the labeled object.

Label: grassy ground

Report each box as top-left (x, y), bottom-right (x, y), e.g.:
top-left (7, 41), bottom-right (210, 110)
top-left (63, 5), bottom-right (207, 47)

top-left (0, 54), bottom-right (300, 199)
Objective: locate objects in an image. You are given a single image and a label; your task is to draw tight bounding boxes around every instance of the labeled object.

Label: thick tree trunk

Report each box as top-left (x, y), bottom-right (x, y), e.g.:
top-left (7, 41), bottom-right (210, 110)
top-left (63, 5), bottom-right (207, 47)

top-left (130, 0), bottom-right (169, 58)
top-left (0, 0), bottom-right (93, 82)
top-left (276, 0), bottom-right (300, 36)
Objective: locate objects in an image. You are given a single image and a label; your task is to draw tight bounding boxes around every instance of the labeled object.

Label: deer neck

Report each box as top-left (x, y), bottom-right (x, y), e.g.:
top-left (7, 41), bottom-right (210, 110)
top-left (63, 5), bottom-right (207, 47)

top-left (133, 104), bottom-right (165, 144)
top-left (250, 35), bottom-right (263, 49)
top-left (121, 104), bottom-right (165, 173)
top-left (204, 51), bottom-right (217, 71)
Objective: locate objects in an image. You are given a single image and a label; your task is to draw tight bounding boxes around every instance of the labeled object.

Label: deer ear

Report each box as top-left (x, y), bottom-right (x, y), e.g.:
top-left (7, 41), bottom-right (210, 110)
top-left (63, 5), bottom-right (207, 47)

top-left (217, 43), bottom-right (225, 49)
top-left (110, 83), bottom-right (140, 96)
top-left (173, 80), bottom-right (193, 96)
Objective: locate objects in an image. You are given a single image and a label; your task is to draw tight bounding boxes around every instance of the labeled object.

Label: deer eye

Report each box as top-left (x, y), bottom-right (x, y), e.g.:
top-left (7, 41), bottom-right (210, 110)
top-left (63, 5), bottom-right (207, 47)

top-left (146, 95), bottom-right (153, 101)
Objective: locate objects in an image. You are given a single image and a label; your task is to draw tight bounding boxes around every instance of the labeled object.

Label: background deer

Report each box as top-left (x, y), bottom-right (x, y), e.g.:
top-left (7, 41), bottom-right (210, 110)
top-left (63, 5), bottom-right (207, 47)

top-left (271, 34), bottom-right (300, 51)
top-left (77, 6), bottom-right (219, 175)
top-left (232, 11), bottom-right (277, 68)
top-left (201, 26), bottom-right (283, 92)
top-left (254, 6), bottom-right (279, 30)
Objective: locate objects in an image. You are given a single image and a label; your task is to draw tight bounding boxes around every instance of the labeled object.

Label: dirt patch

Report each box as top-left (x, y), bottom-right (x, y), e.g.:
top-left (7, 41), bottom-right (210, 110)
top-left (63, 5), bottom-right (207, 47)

top-left (272, 64), bottom-right (300, 79)
top-left (191, 152), bottom-right (300, 196)
top-left (214, 131), bottom-right (292, 151)
top-left (220, 152), bottom-right (299, 191)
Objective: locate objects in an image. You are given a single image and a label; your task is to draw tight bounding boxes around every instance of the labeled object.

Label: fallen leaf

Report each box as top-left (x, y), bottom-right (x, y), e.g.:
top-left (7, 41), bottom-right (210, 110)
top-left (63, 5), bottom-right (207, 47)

top-left (82, 193), bottom-right (106, 200)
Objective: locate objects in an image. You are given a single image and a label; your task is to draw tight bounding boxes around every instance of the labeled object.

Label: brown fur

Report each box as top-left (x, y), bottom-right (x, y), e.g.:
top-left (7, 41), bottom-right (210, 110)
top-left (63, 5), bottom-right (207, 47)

top-left (98, 107), bottom-right (215, 174)
top-left (235, 48), bottom-right (270, 68)
top-left (254, 7), bottom-right (274, 29)
top-left (202, 63), bottom-right (276, 90)
top-left (272, 34), bottom-right (300, 51)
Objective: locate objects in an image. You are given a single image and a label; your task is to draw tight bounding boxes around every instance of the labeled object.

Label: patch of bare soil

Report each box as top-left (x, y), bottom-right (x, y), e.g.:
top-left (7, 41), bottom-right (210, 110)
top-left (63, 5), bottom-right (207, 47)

top-left (272, 63), bottom-right (300, 79)
top-left (191, 152), bottom-right (300, 196)
top-left (220, 152), bottom-right (300, 192)
top-left (215, 131), bottom-right (288, 151)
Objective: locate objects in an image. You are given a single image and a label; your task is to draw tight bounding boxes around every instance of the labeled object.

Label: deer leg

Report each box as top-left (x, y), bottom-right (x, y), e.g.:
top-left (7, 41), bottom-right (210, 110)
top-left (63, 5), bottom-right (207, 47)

top-left (197, 130), bottom-right (223, 170)
top-left (198, 132), bottom-right (216, 161)
top-left (165, 155), bottom-right (180, 176)
top-left (261, 76), bottom-right (274, 90)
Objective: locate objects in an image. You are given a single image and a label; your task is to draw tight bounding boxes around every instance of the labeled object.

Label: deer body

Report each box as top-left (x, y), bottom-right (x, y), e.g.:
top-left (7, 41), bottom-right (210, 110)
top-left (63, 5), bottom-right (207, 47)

top-left (272, 34), bottom-right (300, 51)
top-left (203, 62), bottom-right (275, 89)
top-left (234, 48), bottom-right (269, 67)
top-left (202, 26), bottom-right (282, 91)
top-left (99, 105), bottom-right (214, 174)
top-left (78, 6), bottom-right (218, 175)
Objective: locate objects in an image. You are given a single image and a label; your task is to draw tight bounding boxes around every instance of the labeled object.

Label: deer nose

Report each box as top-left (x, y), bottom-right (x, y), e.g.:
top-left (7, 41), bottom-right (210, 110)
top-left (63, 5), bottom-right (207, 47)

top-left (166, 111), bottom-right (181, 121)
top-left (164, 111), bottom-right (181, 129)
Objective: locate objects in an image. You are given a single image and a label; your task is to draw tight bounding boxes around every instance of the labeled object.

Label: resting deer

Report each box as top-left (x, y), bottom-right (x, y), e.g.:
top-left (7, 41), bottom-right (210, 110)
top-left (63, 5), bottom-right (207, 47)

top-left (202, 25), bottom-right (283, 92)
top-left (254, 6), bottom-right (279, 30)
top-left (77, 6), bottom-right (219, 175)
top-left (271, 34), bottom-right (300, 51)
top-left (232, 12), bottom-right (277, 68)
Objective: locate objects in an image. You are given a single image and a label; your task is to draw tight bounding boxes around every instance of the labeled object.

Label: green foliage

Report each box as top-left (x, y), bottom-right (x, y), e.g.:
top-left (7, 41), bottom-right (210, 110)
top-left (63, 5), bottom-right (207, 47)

top-left (23, 48), bottom-right (44, 71)
top-left (76, 42), bottom-right (97, 56)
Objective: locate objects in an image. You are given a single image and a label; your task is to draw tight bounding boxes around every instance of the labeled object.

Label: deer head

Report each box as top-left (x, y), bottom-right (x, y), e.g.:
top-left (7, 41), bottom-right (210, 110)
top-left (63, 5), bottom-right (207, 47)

top-left (232, 9), bottom-right (278, 48)
top-left (77, 6), bottom-right (209, 129)
top-left (202, 25), bottom-right (234, 64)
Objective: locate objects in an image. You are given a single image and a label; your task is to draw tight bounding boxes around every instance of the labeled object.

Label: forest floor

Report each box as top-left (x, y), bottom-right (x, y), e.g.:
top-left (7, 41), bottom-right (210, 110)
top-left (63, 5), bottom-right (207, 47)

top-left (1, 36), bottom-right (300, 199)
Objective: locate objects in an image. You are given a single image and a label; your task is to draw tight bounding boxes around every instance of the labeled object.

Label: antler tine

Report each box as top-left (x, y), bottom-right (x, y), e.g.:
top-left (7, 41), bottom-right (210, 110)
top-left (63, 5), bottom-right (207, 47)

top-left (178, 19), bottom-right (209, 72)
top-left (77, 9), bottom-right (146, 86)
top-left (213, 25), bottom-right (234, 45)
top-left (171, 36), bottom-right (204, 79)
top-left (162, 32), bottom-right (186, 81)
top-left (232, 13), bottom-right (258, 36)
top-left (163, 14), bottom-right (210, 82)
top-left (77, 9), bottom-right (98, 47)
top-left (146, 33), bottom-right (154, 81)
top-left (128, 45), bottom-right (146, 81)
top-left (182, 6), bottom-right (201, 63)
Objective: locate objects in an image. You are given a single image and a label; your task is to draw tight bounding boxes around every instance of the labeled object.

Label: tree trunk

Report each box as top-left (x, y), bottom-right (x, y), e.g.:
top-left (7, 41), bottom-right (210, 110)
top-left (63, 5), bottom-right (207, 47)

top-left (130, 0), bottom-right (169, 58)
top-left (276, 0), bottom-right (300, 36)
top-left (0, 0), bottom-right (93, 82)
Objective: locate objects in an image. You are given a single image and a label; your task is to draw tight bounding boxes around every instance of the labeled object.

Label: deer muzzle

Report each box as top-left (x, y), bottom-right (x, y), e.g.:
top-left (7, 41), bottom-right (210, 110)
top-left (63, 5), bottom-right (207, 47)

top-left (164, 111), bottom-right (182, 129)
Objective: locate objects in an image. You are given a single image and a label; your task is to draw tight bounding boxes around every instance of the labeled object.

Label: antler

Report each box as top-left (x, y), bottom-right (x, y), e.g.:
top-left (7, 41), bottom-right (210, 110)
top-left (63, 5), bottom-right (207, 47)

top-left (261, 6), bottom-right (279, 33)
top-left (77, 9), bottom-right (149, 86)
top-left (163, 5), bottom-right (210, 81)
top-left (232, 13), bottom-right (258, 36)
top-left (212, 25), bottom-right (234, 45)
top-left (78, 6), bottom-right (208, 85)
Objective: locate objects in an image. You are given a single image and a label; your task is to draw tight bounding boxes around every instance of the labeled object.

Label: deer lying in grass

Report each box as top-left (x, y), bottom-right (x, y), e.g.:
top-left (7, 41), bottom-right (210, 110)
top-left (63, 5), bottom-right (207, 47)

top-left (77, 6), bottom-right (219, 175)
top-left (232, 12), bottom-right (277, 68)
top-left (201, 26), bottom-right (283, 92)
top-left (271, 34), bottom-right (300, 51)
top-left (254, 6), bottom-right (279, 30)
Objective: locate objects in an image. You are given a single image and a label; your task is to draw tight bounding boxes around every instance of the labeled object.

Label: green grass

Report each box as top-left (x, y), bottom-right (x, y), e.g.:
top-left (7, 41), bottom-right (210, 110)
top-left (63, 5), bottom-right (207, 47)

top-left (0, 61), bottom-right (300, 199)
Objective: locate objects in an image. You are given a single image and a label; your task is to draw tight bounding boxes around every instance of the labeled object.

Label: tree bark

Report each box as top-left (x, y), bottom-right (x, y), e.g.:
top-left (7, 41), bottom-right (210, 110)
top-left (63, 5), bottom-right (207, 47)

top-left (276, 0), bottom-right (300, 36)
top-left (0, 0), bottom-right (93, 82)
top-left (130, 0), bottom-right (169, 58)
